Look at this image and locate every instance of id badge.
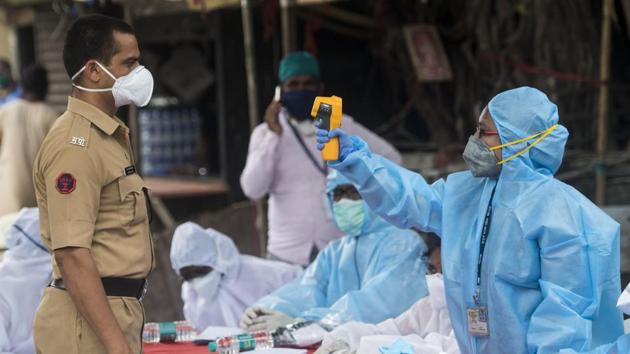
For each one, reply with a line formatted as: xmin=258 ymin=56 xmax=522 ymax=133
xmin=467 ymin=307 xmax=489 ymax=336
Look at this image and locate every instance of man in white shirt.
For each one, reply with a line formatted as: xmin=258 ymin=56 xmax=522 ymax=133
xmin=240 ymin=51 xmax=401 ymax=265
xmin=0 ymin=65 xmax=57 ymax=216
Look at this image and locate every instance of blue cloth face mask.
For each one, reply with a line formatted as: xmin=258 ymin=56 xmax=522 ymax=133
xmin=282 ymin=89 xmax=319 ymax=121
xmin=332 ymin=199 xmax=365 ymax=236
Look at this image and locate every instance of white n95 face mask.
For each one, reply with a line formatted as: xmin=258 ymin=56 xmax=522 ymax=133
xmin=72 ymin=61 xmax=154 ymax=108
xmin=189 ymin=271 xmax=222 ymax=301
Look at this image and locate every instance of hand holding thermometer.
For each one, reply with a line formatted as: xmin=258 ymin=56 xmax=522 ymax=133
xmin=311 ymin=95 xmax=343 ymax=161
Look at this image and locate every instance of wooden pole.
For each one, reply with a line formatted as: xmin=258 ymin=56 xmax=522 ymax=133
xmin=280 ymin=0 xmax=295 ymax=55
xmin=241 ymin=0 xmax=267 ymax=256
xmin=123 ymin=5 xmax=140 ymax=166
xmin=241 ymin=0 xmax=260 ymax=132
xmin=596 ymin=0 xmax=613 ymax=206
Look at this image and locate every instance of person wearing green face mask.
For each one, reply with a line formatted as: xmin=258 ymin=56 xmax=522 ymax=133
xmin=0 ymin=59 xmax=22 ymax=108
xmin=0 ymin=65 xmax=57 ymax=217
xmin=240 ymin=170 xmax=428 ymax=333
xmin=330 ymin=183 xmax=365 ymax=236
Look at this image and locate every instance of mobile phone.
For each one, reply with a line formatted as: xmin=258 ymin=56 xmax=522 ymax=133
xmin=274 ymin=85 xmax=281 ymax=102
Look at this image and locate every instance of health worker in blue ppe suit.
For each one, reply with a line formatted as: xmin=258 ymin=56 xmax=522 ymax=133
xmin=315 ymin=86 xmax=624 ymax=354
xmin=240 ymin=170 xmax=428 ymax=332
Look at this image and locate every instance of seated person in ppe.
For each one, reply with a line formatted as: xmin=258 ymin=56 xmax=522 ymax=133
xmin=315 ymin=235 xmax=459 ymax=354
xmin=240 ymin=170 xmax=428 ymax=333
xmin=0 ymin=208 xmax=52 ymax=354
xmin=315 ymin=87 xmax=624 ymax=353
xmin=558 ymin=282 xmax=630 ymax=354
xmin=170 ymin=223 xmax=303 ymax=330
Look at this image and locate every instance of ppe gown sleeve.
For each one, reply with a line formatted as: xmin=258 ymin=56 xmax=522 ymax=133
xmin=526 ymin=208 xmax=622 ymax=354
xmin=253 ymin=244 xmax=333 ymax=317
xmin=301 ymin=230 xmax=428 ymax=324
xmin=343 ymin=117 xmax=402 ymax=164
xmin=240 ymin=123 xmax=281 ymax=200
xmin=329 ymin=137 xmax=444 ymax=235
xmin=558 ymin=335 xmax=630 ymax=354
xmin=322 ymin=298 xmax=430 ymax=349
xmin=0 ymin=295 xmax=13 ymax=354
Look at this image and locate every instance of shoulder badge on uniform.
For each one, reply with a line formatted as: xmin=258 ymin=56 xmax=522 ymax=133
xmin=70 ymin=136 xmax=87 ymax=147
xmin=123 ymin=165 xmax=136 ymax=176
xmin=56 ymin=173 xmax=77 ymax=194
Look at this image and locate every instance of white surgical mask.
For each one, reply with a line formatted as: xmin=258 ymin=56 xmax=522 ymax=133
xmin=189 ymin=271 xmax=222 ymax=301
xmin=72 ymin=61 xmax=154 ymax=107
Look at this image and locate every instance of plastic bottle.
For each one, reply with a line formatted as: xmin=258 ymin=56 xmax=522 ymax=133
xmin=208 ymin=331 xmax=274 ymax=353
xmin=142 ymin=321 xmax=195 ymax=344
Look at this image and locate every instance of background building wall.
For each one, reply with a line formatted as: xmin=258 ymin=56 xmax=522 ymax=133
xmin=0 ymin=9 xmax=14 ymax=68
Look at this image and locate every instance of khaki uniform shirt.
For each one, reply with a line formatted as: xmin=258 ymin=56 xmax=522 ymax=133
xmin=0 ymin=99 xmax=57 ymax=216
xmin=33 ymin=97 xmax=153 ymax=279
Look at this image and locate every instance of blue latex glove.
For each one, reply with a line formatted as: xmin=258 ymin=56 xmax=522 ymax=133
xmin=379 ymin=338 xmax=414 ymax=354
xmin=315 ymin=127 xmax=356 ymax=162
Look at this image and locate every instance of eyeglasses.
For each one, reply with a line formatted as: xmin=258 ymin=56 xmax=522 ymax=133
xmin=476 ymin=125 xmax=499 ymax=137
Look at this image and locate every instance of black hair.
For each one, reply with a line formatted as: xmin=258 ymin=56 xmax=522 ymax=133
xmin=419 ymin=231 xmax=441 ymax=274
xmin=21 ymin=65 xmax=48 ymax=101
xmin=421 ymin=232 xmax=441 ymax=257
xmin=62 ymin=14 xmax=135 ymax=81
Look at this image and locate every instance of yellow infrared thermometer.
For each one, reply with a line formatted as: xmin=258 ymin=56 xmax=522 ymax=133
xmin=311 ymin=95 xmax=343 ymax=161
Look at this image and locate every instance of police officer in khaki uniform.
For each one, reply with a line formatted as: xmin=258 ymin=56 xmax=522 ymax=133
xmin=32 ymin=15 xmax=154 ymax=354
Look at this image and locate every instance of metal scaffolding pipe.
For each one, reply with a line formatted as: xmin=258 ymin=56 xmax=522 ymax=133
xmin=595 ymin=0 xmax=613 ymax=206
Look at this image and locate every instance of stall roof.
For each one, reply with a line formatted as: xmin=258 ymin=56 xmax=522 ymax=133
xmin=110 ymin=0 xmax=345 ymax=15
xmin=111 ymin=0 xmax=240 ymax=17
xmin=3 ymin=0 xmax=50 ymax=6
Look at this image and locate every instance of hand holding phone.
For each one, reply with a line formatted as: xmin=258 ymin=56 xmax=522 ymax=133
xmin=265 ymin=86 xmax=283 ymax=134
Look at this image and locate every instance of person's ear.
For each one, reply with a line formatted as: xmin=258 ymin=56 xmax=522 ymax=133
xmin=83 ymin=60 xmax=103 ymax=84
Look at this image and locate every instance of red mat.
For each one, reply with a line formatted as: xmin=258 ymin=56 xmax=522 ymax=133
xmin=145 ymin=342 xmax=207 ymax=354
xmin=144 ymin=343 xmax=316 ymax=354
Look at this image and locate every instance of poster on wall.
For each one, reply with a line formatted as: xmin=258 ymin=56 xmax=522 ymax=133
xmin=403 ymin=24 xmax=453 ymax=82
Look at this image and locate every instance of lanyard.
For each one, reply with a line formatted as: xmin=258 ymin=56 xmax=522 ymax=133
xmin=287 ymin=120 xmax=327 ymax=176
xmin=473 ymin=185 xmax=497 ymax=305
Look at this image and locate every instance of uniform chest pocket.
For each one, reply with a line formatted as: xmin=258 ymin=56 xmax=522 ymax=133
xmin=118 ymin=174 xmax=149 ymax=226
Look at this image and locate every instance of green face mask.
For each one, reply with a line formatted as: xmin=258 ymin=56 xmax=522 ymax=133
xmin=0 ymin=75 xmax=10 ymax=89
xmin=332 ymin=199 xmax=365 ymax=236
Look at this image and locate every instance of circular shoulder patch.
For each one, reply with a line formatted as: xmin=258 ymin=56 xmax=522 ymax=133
xmin=55 ymin=173 xmax=77 ymax=194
